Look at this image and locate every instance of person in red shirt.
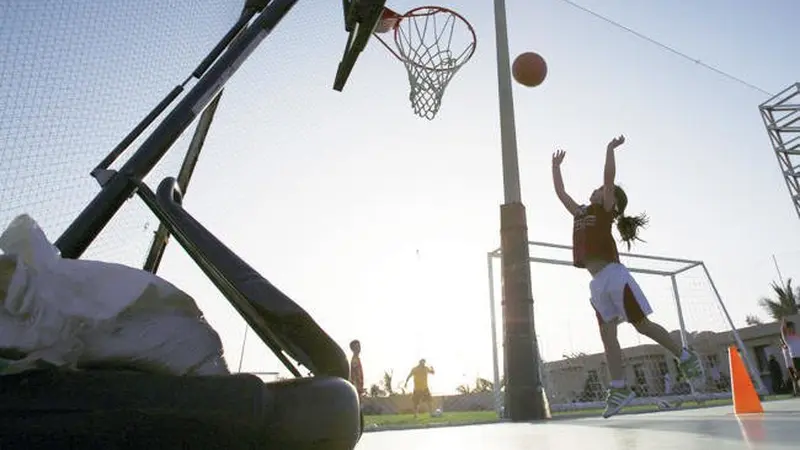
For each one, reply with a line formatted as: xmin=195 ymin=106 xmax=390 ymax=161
xmin=551 ymin=135 xmax=705 ymax=419
xmin=349 ymin=340 xmax=364 ymax=396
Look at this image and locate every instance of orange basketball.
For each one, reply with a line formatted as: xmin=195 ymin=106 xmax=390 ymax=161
xmin=512 ymin=52 xmax=547 ymax=87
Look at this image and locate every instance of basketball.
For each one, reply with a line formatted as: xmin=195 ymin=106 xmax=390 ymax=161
xmin=512 ymin=52 xmax=547 ymax=87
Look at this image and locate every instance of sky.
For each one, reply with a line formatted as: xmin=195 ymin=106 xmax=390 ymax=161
xmin=1 ymin=0 xmax=800 ymax=395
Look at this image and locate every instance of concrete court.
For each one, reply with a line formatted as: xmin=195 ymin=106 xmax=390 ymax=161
xmin=358 ymin=398 xmax=800 ymax=450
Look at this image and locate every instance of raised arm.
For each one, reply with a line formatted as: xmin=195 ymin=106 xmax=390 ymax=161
xmin=603 ymin=135 xmax=625 ymax=211
xmin=552 ymin=150 xmax=581 ymax=216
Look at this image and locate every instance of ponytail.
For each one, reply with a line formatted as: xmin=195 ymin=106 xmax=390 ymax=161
xmin=612 ymin=185 xmax=648 ymax=250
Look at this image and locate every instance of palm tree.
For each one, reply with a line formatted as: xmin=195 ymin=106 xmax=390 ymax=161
xmin=473 ymin=377 xmax=493 ymax=393
xmin=381 ymin=370 xmax=395 ymax=396
xmin=758 ymin=279 xmax=800 ymax=320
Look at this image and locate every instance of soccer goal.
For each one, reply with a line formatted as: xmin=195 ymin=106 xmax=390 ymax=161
xmin=486 ymin=241 xmax=766 ymax=415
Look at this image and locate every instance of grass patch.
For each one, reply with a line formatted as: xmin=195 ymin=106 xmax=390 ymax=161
xmin=364 ymin=410 xmax=497 ymax=430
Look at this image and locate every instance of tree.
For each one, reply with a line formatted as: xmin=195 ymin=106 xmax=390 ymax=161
xmin=381 ymin=370 xmax=395 ymax=396
xmin=758 ymin=279 xmax=800 ymax=320
xmin=745 ymin=314 xmax=764 ymax=326
xmin=579 ymin=370 xmax=603 ymax=402
xmin=456 ymin=384 xmax=472 ymax=395
xmin=473 ymin=377 xmax=493 ymax=393
xmin=368 ymin=383 xmax=385 ymax=397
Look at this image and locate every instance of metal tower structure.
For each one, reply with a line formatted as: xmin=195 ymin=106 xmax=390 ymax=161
xmin=760 ymin=83 xmax=800 ymax=219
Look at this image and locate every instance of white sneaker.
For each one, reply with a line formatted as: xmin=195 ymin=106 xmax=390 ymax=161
xmin=602 ymin=386 xmax=636 ymax=419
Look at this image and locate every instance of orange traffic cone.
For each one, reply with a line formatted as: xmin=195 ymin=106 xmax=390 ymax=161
xmin=728 ymin=345 xmax=763 ymax=415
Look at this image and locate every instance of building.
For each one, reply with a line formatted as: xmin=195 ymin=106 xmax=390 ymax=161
xmin=541 ymin=315 xmax=799 ymax=405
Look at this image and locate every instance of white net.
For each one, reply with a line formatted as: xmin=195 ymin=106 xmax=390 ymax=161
xmin=489 ymin=243 xmax=764 ymax=415
xmin=0 ymin=0 xmax=239 ymax=266
xmin=382 ymin=7 xmax=476 ymax=120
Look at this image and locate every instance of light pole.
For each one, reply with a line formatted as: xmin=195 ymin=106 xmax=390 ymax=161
xmin=493 ymin=0 xmax=550 ymax=421
xmin=771 ymin=254 xmax=785 ymax=286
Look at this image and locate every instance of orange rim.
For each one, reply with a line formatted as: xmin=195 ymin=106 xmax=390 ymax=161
xmin=373 ymin=5 xmax=477 ymax=72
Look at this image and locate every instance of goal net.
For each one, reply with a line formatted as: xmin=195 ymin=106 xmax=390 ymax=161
xmin=487 ymin=241 xmax=765 ymax=415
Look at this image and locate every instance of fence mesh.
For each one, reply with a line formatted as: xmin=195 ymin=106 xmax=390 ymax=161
xmin=0 ymin=0 xmax=241 ymax=265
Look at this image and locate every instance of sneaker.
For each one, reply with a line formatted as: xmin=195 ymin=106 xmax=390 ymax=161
xmin=678 ymin=350 xmax=706 ymax=390
xmin=602 ymin=386 xmax=636 ymax=419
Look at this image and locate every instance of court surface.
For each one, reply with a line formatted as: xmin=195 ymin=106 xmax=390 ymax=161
xmin=358 ymin=398 xmax=800 ymax=449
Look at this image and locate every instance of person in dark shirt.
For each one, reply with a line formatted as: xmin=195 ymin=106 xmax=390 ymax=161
xmin=349 ymin=340 xmax=364 ymax=396
xmin=768 ymin=354 xmax=784 ymax=394
xmin=551 ymin=135 xmax=705 ymax=419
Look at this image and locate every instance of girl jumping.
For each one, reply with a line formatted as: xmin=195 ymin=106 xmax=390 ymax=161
xmin=551 ymin=135 xmax=705 ymax=418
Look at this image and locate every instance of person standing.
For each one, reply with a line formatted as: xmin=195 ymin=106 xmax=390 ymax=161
xmin=349 ymin=340 xmax=364 ymax=396
xmin=404 ymin=359 xmax=435 ymax=417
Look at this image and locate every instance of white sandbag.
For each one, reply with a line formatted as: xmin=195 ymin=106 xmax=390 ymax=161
xmin=0 ymin=214 xmax=202 ymax=322
xmin=0 ymin=214 xmax=230 ymax=376
xmin=79 ymin=311 xmax=229 ymax=375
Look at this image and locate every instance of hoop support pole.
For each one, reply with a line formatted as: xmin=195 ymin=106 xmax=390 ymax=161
xmin=500 ymin=203 xmax=551 ymax=421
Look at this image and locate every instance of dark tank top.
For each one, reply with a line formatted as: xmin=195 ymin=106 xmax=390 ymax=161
xmin=572 ymin=203 xmax=619 ymax=268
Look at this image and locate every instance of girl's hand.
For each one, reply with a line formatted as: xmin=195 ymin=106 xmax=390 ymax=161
xmin=552 ymin=149 xmax=566 ymax=167
xmin=607 ymin=135 xmax=625 ymax=151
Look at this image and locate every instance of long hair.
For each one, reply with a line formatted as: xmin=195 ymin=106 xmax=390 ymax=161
xmin=611 ymin=185 xmax=648 ymax=250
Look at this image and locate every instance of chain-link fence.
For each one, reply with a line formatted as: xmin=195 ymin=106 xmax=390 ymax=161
xmin=0 ymin=0 xmax=241 ymax=266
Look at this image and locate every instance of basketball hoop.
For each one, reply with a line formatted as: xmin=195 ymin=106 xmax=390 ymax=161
xmin=373 ymin=6 xmax=476 ymax=120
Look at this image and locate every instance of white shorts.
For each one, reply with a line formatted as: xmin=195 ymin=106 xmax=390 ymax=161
xmin=589 ymin=263 xmax=653 ymax=324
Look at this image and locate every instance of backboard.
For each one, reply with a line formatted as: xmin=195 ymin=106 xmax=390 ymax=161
xmin=333 ymin=0 xmax=386 ymax=91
